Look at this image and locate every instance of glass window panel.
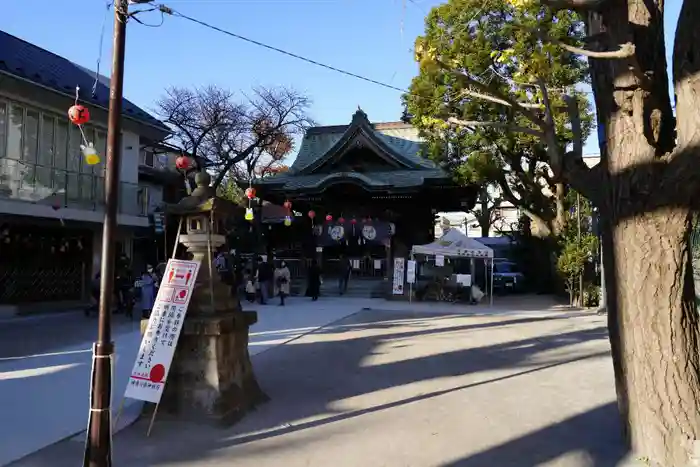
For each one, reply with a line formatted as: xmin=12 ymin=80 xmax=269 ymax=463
xmin=66 ymin=172 xmax=79 ymax=202
xmin=68 ymin=125 xmax=81 ymax=172
xmin=53 ymin=169 xmax=67 ymax=197
xmin=54 ymin=121 xmax=68 ymax=170
xmin=39 ymin=115 xmax=54 ymax=168
xmin=23 ymin=109 xmax=39 ymax=164
xmin=94 ymin=130 xmax=106 ymax=174
xmin=81 ymin=127 xmax=94 ymax=174
xmin=95 ymin=176 xmax=105 ymax=205
xmin=34 ymin=165 xmax=52 ymax=193
xmin=137 ymin=186 xmax=149 ymax=215
xmin=20 ymin=163 xmax=35 ymax=191
xmin=80 ymin=174 xmax=93 ymax=201
xmin=7 ymin=104 xmax=23 ymax=160
xmin=0 ymin=101 xmax=6 ymax=159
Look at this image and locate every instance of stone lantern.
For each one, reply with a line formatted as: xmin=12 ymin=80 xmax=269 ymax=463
xmin=153 ymin=171 xmax=267 ymax=424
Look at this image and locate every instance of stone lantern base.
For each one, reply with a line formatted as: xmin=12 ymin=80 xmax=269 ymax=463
xmin=140 ymin=311 xmax=268 ymax=425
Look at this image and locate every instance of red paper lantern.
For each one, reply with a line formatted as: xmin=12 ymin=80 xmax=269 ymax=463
xmin=175 ymin=156 xmax=190 ymax=170
xmin=68 ymin=105 xmax=90 ymax=125
xmin=338 ymin=217 xmax=345 ymax=224
xmin=283 ymin=200 xmax=292 ymax=210
xmin=308 ymin=210 xmax=316 ymax=219
xmin=325 ymin=214 xmax=333 ymax=222
xmin=245 ymin=187 xmax=256 ymax=199
xmin=350 ymin=218 xmax=357 ymax=224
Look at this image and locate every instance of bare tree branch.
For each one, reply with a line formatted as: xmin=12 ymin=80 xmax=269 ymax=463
xmin=431 ymin=58 xmax=546 ymax=127
xmin=157 ymin=85 xmax=314 ymax=191
xmin=448 ymin=117 xmax=544 ymax=137
xmin=540 ymin=32 xmax=635 ymax=59
xmin=459 ymin=89 xmax=544 ymax=109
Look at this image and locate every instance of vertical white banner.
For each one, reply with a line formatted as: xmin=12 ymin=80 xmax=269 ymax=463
xmin=406 ymin=260 xmax=417 ymax=284
xmin=124 ymin=259 xmax=201 ymax=404
xmin=393 ymin=257 xmax=405 ymax=295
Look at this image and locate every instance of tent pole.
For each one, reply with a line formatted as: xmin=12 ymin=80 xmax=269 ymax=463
xmin=490 ymin=258 xmax=494 ymax=306
xmin=409 ymin=253 xmax=413 ymax=303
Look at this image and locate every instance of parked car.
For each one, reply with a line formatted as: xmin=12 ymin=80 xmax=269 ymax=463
xmin=492 ymin=261 xmax=526 ymax=293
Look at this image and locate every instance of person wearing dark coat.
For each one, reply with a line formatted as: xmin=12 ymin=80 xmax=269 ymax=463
xmin=257 ymin=257 xmax=273 ymax=304
xmin=306 ymin=259 xmax=322 ymax=301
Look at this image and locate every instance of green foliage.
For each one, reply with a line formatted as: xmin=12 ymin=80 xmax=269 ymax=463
xmin=404 ymin=0 xmax=593 ymax=234
xmin=217 ymin=178 xmax=244 ymax=205
xmin=556 ymin=190 xmax=598 ymax=305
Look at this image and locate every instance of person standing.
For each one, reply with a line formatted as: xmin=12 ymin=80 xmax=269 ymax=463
xmin=243 ymin=268 xmax=256 ymax=302
xmin=338 ymin=254 xmax=351 ymax=295
xmin=257 ymin=256 xmax=273 ymax=305
xmin=307 ymin=258 xmax=322 ymax=301
xmin=115 ymin=253 xmax=133 ymax=314
xmin=274 ymin=261 xmax=291 ymax=306
xmin=139 ymin=264 xmax=159 ymax=319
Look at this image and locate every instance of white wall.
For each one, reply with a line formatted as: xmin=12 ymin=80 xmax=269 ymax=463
xmin=120 ymin=131 xmax=140 ymax=184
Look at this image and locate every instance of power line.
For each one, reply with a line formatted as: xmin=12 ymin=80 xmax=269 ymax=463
xmin=142 ymin=3 xmax=593 ymax=109
xmin=167 ymin=8 xmax=407 ymax=93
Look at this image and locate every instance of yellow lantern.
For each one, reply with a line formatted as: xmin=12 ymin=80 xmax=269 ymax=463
xmin=81 ymin=143 xmax=100 ymax=166
xmin=245 ymin=208 xmax=254 ymax=221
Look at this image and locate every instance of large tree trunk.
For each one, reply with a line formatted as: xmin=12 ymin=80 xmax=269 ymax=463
xmin=584 ymin=0 xmax=700 ymax=464
xmin=606 ymin=210 xmax=700 ymax=465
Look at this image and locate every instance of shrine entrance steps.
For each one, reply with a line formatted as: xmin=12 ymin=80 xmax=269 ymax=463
xmin=291 ymin=277 xmax=385 ymax=298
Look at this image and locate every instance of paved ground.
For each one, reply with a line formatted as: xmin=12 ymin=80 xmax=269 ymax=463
xmin=0 ymin=310 xmax=137 ymax=359
xmin=11 ymin=299 xmax=632 ymax=467
xmin=0 ymin=296 xmax=375 ymax=466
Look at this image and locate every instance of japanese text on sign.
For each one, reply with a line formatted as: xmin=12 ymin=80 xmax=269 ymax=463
xmin=124 ymin=259 xmax=200 ymax=404
xmin=392 ymin=257 xmax=405 ymax=295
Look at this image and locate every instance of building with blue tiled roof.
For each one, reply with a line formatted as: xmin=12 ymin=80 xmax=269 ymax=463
xmin=0 ymin=30 xmax=183 ymax=311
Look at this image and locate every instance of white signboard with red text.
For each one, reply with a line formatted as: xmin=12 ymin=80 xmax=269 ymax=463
xmin=124 ymin=259 xmax=200 ymax=404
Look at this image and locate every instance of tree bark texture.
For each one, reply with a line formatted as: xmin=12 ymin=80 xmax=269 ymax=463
xmin=582 ymin=0 xmax=700 ymax=464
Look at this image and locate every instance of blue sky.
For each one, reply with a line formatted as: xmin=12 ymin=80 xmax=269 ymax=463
xmin=0 ymin=0 xmax=683 ymax=161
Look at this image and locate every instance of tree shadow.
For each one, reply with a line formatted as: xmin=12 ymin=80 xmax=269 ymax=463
xmin=441 ymin=402 xmax=626 ymax=467
xmin=11 ymin=308 xmax=622 ymax=467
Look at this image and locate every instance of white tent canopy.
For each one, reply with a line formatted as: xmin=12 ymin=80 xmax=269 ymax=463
xmin=412 ymin=229 xmax=494 ymax=258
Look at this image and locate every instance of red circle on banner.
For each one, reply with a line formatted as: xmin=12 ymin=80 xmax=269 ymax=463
xmin=150 ymin=364 xmax=166 ymax=383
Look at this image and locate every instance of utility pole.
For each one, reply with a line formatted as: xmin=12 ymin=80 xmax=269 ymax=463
xmin=576 ymin=192 xmax=583 ymax=307
xmin=83 ymin=1 xmax=128 ymax=466
xmin=598 ymin=236 xmax=606 ymax=313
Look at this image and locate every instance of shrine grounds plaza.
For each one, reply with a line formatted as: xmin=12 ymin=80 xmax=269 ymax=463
xmin=11 ymin=296 xmax=637 ymax=467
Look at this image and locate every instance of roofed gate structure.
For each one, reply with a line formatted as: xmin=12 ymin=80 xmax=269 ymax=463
xmin=253 ymin=109 xmax=478 ymax=297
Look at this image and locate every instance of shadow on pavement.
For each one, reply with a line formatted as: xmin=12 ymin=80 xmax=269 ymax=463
xmin=11 ymin=308 xmax=626 ymax=467
xmin=441 ymin=402 xmax=626 ymax=467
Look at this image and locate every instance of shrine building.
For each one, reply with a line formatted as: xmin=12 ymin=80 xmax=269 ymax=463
xmin=252 ymin=108 xmax=478 ymax=296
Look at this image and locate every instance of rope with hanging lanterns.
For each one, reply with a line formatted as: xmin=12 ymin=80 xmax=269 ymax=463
xmin=67 ymin=86 xmax=100 ymax=166
xmin=244 ymin=186 xmax=256 ymax=221
xmin=283 ymin=199 xmax=293 ymax=227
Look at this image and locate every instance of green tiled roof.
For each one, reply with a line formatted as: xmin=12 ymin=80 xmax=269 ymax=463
xmin=289 ymin=110 xmax=437 ymax=172
xmin=257 ymin=109 xmax=449 ymax=191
